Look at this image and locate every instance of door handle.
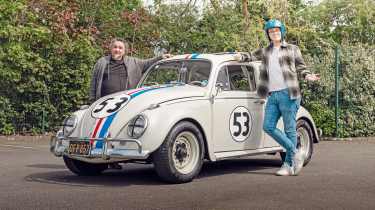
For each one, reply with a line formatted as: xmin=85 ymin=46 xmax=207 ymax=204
xmin=254 ymin=99 xmax=265 ymax=104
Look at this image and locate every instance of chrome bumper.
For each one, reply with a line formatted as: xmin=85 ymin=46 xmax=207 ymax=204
xmin=50 ymin=132 xmax=150 ymax=163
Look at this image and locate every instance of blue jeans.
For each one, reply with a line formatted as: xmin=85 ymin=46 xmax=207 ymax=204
xmin=263 ymin=89 xmax=301 ymax=166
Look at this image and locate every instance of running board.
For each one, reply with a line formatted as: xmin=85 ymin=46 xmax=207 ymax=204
xmin=214 ymin=147 xmax=284 ymax=161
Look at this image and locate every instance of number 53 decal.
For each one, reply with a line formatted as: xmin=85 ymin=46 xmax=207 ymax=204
xmin=91 ymin=94 xmax=131 ymax=118
xmin=229 ymin=106 xmax=253 ymax=142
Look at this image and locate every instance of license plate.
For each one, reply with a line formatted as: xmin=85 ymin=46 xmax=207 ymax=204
xmin=68 ymin=141 xmax=91 ymax=155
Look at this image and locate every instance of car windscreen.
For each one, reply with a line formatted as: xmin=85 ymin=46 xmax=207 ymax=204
xmin=140 ymin=60 xmax=211 ymax=87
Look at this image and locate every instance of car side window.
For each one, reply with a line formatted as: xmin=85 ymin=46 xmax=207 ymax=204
xmin=243 ymin=66 xmax=256 ymax=91
xmin=227 ymin=65 xmax=250 ymax=91
xmin=216 ymin=67 xmax=230 ymax=90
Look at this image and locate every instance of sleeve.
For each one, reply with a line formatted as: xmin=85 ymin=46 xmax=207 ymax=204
xmin=294 ymin=46 xmax=311 ymax=79
xmin=240 ymin=48 xmax=263 ymax=62
xmin=136 ymin=56 xmax=163 ymax=74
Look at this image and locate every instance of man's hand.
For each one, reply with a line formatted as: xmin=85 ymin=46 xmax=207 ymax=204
xmin=233 ymin=53 xmax=242 ymax=61
xmin=305 ymin=73 xmax=320 ymax=82
xmin=233 ymin=52 xmax=250 ymax=62
xmin=162 ymin=54 xmax=173 ymax=59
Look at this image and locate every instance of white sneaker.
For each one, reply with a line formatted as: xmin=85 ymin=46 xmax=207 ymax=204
xmin=293 ymin=150 xmax=305 ymax=176
xmin=276 ymin=163 xmax=294 ymax=176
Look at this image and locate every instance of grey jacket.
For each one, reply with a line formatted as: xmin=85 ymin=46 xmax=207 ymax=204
xmin=89 ymin=55 xmax=162 ymax=103
xmin=242 ymin=41 xmax=311 ymax=99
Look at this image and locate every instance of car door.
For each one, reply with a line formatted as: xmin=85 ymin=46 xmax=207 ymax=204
xmin=212 ymin=63 xmax=265 ymax=153
xmin=250 ymin=62 xmax=282 ymax=148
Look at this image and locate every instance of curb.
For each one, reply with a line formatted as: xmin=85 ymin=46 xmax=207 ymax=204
xmin=321 ymin=137 xmax=375 ymax=141
xmin=0 ymin=134 xmax=53 ymax=142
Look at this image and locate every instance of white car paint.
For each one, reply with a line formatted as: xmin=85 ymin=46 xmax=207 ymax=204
xmin=51 ymin=53 xmax=319 ymax=163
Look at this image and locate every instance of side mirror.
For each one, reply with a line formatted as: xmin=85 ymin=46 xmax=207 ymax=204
xmin=214 ymin=83 xmax=225 ymax=97
xmin=216 ymin=82 xmax=224 ymax=91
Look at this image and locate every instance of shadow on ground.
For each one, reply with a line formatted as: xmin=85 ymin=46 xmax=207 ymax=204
xmin=25 ymin=156 xmax=282 ymax=187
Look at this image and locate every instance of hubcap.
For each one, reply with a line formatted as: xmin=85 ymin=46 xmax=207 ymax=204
xmin=172 ymin=131 xmax=200 ymax=174
xmin=297 ymin=127 xmax=310 ymax=159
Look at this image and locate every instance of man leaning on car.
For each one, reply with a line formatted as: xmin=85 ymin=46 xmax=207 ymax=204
xmin=89 ymin=38 xmax=171 ymax=169
xmin=89 ymin=38 xmax=172 ymax=103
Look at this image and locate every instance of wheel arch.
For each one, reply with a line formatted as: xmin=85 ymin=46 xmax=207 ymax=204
xmin=174 ymin=118 xmax=211 ymax=161
xmin=298 ymin=116 xmax=319 ymax=143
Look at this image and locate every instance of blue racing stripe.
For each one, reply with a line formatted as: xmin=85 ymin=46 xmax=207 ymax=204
xmin=191 ymin=53 xmax=200 ymax=59
xmin=130 ymin=85 xmax=172 ymax=99
xmin=96 ymin=113 xmax=117 ymax=148
xmin=95 ymin=84 xmax=176 ymax=148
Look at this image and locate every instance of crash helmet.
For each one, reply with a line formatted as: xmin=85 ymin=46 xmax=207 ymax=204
xmin=264 ymin=19 xmax=286 ymax=41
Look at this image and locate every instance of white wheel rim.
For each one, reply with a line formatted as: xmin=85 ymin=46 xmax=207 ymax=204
xmin=172 ymin=131 xmax=200 ymax=174
xmin=297 ymin=127 xmax=311 ymax=158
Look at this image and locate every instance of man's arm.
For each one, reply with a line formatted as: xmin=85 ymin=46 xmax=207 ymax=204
xmin=236 ymin=48 xmax=263 ymax=62
xmin=294 ymin=45 xmax=311 ymax=79
xmin=137 ymin=56 xmax=163 ymax=73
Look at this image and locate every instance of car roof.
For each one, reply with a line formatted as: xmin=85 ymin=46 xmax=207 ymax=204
xmin=163 ymin=53 xmax=243 ymax=64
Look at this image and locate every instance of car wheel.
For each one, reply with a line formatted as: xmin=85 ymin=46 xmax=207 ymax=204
xmin=152 ymin=121 xmax=205 ymax=183
xmin=280 ymin=119 xmax=314 ymax=166
xmin=63 ymin=155 xmax=108 ymax=176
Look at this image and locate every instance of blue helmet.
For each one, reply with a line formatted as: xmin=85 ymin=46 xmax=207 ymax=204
xmin=264 ymin=19 xmax=286 ymax=40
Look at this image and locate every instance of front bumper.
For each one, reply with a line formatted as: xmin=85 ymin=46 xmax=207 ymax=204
xmin=50 ymin=132 xmax=150 ymax=163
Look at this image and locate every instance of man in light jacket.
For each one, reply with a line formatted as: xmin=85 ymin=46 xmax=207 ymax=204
xmin=238 ymin=19 xmax=320 ymax=176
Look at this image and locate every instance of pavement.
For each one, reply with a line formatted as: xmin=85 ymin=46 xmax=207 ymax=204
xmin=0 ymin=137 xmax=374 ymax=210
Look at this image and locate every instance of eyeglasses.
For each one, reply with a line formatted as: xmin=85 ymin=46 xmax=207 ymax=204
xmin=268 ymin=28 xmax=281 ymax=34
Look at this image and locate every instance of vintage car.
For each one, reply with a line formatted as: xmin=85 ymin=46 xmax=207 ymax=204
xmin=50 ymin=53 xmax=320 ymax=183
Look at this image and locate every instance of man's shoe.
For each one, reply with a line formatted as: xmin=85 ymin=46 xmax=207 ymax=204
xmin=293 ymin=150 xmax=305 ymax=176
xmin=276 ymin=163 xmax=294 ymax=176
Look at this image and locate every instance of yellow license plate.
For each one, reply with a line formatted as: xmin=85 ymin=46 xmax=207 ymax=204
xmin=68 ymin=141 xmax=91 ymax=155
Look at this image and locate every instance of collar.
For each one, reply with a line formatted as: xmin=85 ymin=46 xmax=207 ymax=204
xmin=269 ymin=40 xmax=288 ymax=48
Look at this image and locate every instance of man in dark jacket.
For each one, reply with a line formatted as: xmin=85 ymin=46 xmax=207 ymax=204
xmin=89 ymin=38 xmax=171 ymax=169
xmin=89 ymin=38 xmax=171 ymax=103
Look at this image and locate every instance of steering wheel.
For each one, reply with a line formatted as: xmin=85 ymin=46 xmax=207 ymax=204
xmin=188 ymin=81 xmax=205 ymax=87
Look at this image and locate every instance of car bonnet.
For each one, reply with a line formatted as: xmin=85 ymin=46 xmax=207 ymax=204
xmin=77 ymin=84 xmax=205 ymax=140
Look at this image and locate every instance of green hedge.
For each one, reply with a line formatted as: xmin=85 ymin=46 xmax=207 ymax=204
xmin=301 ymin=44 xmax=375 ymax=137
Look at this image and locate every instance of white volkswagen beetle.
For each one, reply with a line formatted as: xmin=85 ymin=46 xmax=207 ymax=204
xmin=50 ymin=53 xmax=320 ymax=183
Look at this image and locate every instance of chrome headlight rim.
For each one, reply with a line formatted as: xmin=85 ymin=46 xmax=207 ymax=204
xmin=127 ymin=114 xmax=148 ymax=139
xmin=62 ymin=115 xmax=78 ymax=137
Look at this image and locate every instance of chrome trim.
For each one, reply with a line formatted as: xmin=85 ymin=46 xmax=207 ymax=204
xmin=50 ymin=135 xmax=148 ymax=162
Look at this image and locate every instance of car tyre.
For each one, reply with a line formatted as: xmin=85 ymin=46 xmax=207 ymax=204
xmin=280 ymin=119 xmax=314 ymax=166
xmin=63 ymin=155 xmax=108 ymax=176
xmin=152 ymin=121 xmax=205 ymax=183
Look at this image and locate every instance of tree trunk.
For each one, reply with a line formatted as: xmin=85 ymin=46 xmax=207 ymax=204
xmin=242 ymin=0 xmax=250 ymax=32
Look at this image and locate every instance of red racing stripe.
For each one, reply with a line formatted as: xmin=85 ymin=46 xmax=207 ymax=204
xmin=127 ymin=87 xmax=147 ymax=95
xmin=90 ymin=118 xmax=103 ymax=144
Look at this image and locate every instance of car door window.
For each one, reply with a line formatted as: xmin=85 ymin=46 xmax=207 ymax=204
xmin=243 ymin=66 xmax=256 ymax=91
xmin=216 ymin=67 xmax=230 ymax=90
xmin=227 ymin=65 xmax=250 ymax=91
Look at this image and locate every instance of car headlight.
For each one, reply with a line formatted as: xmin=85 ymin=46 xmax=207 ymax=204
xmin=127 ymin=115 xmax=148 ymax=139
xmin=62 ymin=115 xmax=78 ymax=137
